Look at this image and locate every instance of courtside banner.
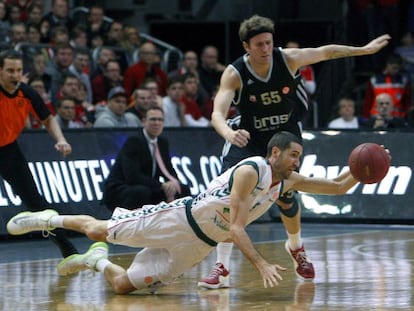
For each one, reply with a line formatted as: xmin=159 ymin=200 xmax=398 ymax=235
xmin=0 ymin=129 xmax=412 ymax=235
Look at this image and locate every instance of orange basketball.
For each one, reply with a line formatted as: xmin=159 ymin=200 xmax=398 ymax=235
xmin=348 ymin=143 xmax=390 ymax=184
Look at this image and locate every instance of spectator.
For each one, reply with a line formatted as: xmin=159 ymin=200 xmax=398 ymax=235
xmin=143 ymin=77 xmax=163 ymax=107
xmin=69 ymin=48 xmax=92 ymax=103
xmin=327 ymin=97 xmax=360 ymax=129
xmin=168 ymin=49 xmax=209 ymax=108
xmin=162 ymin=76 xmax=186 ymax=127
xmin=84 ymin=4 xmax=111 ymax=46
xmin=362 ymin=53 xmax=411 ymax=119
xmin=104 ymin=20 xmax=123 ymax=47
xmin=8 ymin=22 xmax=26 ymax=47
xmin=40 ymin=0 xmax=73 ymax=38
xmin=102 ymin=106 xmax=191 ymax=211
xmin=55 ymin=97 xmax=83 ymax=129
xmin=26 ymin=52 xmax=52 ymax=93
xmin=45 ymin=42 xmax=73 ymax=105
xmin=39 ymin=17 xmax=50 ymax=43
xmin=90 ymin=32 xmax=104 ymax=49
xmin=49 ymin=24 xmax=69 ymax=46
xmin=181 ymin=72 xmax=210 ymax=127
xmin=69 ymin=24 xmax=89 ymax=49
xmin=363 ymin=92 xmax=408 ymax=129
xmin=26 ymin=2 xmax=43 ymax=25
xmin=198 ymin=45 xmax=225 ymax=98
xmin=90 ymin=46 xmax=115 ymax=79
xmin=0 ymin=1 xmax=10 ymax=43
xmin=394 ymin=31 xmax=414 ymax=75
xmin=8 ymin=4 xmax=22 ymax=25
xmin=73 ymin=80 xmax=94 ymax=127
xmin=125 ymin=87 xmax=152 ymax=122
xmin=94 ymin=86 xmax=141 ymax=128
xmin=6 ymin=0 xmax=31 ymax=21
xmin=26 ymin=76 xmax=54 ymax=129
xmin=168 ymin=50 xmax=199 ymax=79
xmin=91 ymin=59 xmax=123 ymax=105
xmin=28 ymin=76 xmax=53 ymax=111
xmin=120 ymin=25 xmax=140 ymax=54
xmin=26 ymin=22 xmax=41 ymax=44
xmin=56 ymin=73 xmax=89 ymax=127
xmin=56 ymin=72 xmax=78 ymax=100
xmin=123 ymin=42 xmax=168 ymax=97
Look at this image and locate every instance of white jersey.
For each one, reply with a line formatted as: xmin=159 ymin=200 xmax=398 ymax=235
xmin=106 ymin=156 xmax=283 ymax=289
xmin=192 ymin=156 xmax=283 ymax=243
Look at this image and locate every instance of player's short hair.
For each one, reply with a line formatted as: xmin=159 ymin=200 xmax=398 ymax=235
xmin=239 ymin=15 xmax=274 ymax=42
xmin=266 ymin=131 xmax=302 ymax=157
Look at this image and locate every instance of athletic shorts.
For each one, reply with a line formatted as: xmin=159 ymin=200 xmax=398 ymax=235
xmin=106 ymin=200 xmax=214 ymax=288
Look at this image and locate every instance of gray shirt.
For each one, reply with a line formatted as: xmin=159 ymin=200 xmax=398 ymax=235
xmin=162 ymin=96 xmax=183 ymax=127
xmin=94 ymin=107 xmax=142 ymax=128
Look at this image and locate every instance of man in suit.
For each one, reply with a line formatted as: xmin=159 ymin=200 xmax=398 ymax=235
xmin=102 ymin=106 xmax=191 ymax=211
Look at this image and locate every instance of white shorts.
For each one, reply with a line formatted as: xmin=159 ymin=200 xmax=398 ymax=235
xmin=106 ymin=199 xmax=214 ymax=289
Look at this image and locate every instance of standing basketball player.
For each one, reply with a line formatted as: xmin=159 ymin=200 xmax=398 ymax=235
xmin=198 ymin=15 xmax=391 ymax=288
xmin=0 ymin=49 xmax=77 ymax=257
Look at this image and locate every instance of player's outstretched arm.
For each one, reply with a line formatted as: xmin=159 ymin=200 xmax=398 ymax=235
xmin=285 ymin=34 xmax=391 ymax=73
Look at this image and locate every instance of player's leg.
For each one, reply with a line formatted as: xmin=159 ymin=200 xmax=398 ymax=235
xmin=7 ymin=209 xmax=109 ymax=241
xmin=59 ymin=242 xmax=136 ymax=294
xmin=197 ymin=241 xmax=231 ymax=289
xmin=277 ymin=190 xmax=314 ymax=280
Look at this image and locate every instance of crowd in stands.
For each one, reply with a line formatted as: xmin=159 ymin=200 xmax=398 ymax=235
xmin=0 ymin=0 xmax=219 ymax=130
xmin=1 ymin=0 xmax=414 ymax=130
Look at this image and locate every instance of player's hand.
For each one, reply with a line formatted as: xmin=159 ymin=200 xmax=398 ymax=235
xmin=227 ymin=129 xmax=250 ymax=148
xmin=364 ymin=34 xmax=391 ymax=54
xmin=55 ymin=141 xmax=72 ymax=157
xmin=259 ymin=263 xmax=287 ymax=288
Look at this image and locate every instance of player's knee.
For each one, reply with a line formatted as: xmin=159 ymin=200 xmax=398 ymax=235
xmin=112 ymin=275 xmax=137 ymax=294
xmin=277 ymin=197 xmax=300 ymax=218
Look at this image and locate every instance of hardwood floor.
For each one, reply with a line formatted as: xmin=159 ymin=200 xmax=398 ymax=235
xmin=1 ymin=223 xmax=413 ymax=310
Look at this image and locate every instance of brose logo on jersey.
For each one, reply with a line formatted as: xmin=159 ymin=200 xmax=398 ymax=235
xmin=253 ymin=114 xmax=291 ymax=129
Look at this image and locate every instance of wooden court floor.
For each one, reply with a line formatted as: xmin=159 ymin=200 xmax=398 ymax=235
xmin=0 ymin=222 xmax=413 ymax=311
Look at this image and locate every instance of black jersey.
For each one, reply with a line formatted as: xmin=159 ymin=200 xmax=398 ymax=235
xmin=228 ymin=48 xmax=308 ymax=153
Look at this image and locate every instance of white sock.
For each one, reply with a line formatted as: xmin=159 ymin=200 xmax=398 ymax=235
xmin=49 ymin=216 xmax=65 ymax=228
xmin=216 ymin=242 xmax=233 ymax=269
xmin=287 ymin=230 xmax=302 ymax=250
xmin=96 ymin=258 xmax=111 ymax=272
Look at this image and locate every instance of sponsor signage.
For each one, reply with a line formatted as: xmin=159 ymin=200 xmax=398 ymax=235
xmin=0 ymin=129 xmax=412 ymax=235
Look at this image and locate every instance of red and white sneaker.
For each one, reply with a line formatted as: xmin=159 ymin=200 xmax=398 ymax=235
xmin=197 ymin=262 xmax=230 ymax=289
xmin=285 ymin=241 xmax=315 ymax=280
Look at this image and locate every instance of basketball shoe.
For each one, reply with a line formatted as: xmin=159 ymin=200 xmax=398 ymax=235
xmin=197 ymin=262 xmax=230 ymax=289
xmin=7 ymin=209 xmax=58 ymax=236
xmin=57 ymin=242 xmax=109 ymax=276
xmin=285 ymin=241 xmax=315 ymax=280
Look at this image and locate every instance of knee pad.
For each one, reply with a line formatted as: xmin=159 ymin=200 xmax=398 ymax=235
xmin=278 ymin=192 xmax=299 ymax=218
xmin=278 ymin=189 xmax=297 ymax=204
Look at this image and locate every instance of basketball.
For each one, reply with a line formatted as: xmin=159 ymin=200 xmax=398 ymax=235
xmin=348 ymin=143 xmax=390 ymax=184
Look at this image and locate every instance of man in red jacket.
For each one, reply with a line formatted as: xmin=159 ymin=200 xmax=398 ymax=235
xmin=123 ymin=42 xmax=168 ymax=98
